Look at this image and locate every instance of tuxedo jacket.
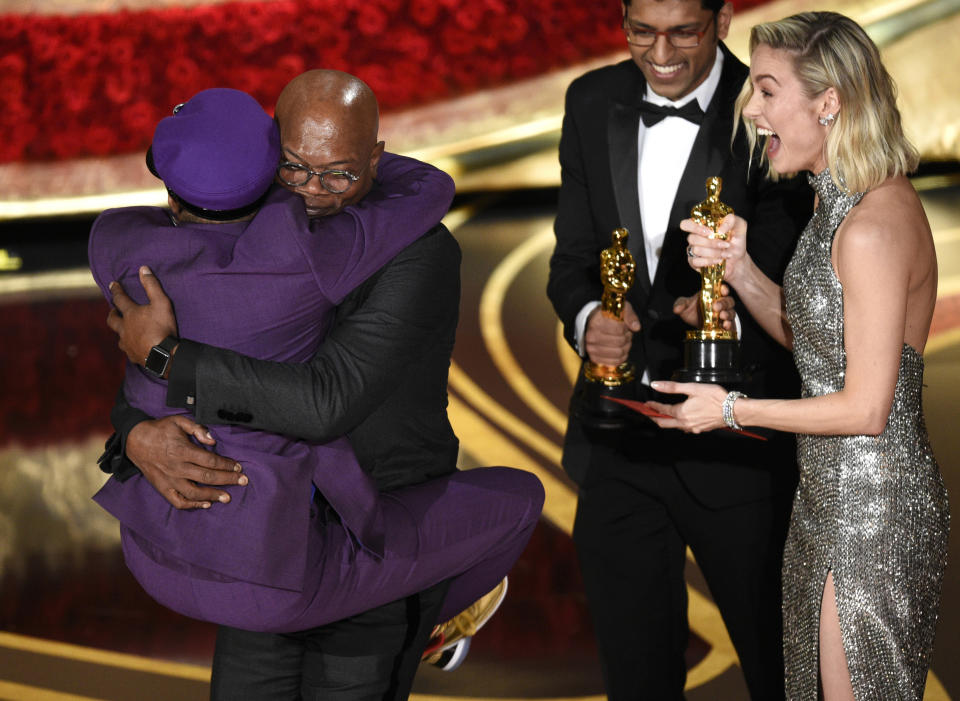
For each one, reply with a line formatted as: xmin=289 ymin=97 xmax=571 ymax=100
xmin=181 ymin=221 xmax=461 ymax=493
xmin=548 ymin=46 xmax=813 ymax=507
xmin=90 ymin=154 xmax=455 ymax=591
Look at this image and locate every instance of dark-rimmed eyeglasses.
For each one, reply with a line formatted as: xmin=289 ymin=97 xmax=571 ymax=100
xmin=276 ymin=162 xmax=363 ymax=194
xmin=622 ymin=13 xmax=715 ymax=48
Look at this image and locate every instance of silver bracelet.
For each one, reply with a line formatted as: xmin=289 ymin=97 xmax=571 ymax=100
xmin=722 ymin=391 xmax=747 ymax=430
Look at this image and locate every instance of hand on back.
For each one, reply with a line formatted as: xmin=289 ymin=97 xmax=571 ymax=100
xmin=107 ymin=266 xmax=178 ymax=366
xmin=127 ymin=416 xmax=247 ymax=510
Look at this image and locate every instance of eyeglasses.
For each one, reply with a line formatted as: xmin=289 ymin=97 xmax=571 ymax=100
xmin=622 ymin=13 xmax=715 ymax=48
xmin=276 ymin=161 xmax=364 ymax=194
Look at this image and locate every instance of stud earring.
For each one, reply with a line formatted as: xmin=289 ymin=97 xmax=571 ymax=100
xmin=818 ymin=113 xmax=835 ymax=126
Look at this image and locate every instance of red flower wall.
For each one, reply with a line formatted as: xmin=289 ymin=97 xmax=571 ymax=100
xmin=0 ymin=0 xmax=770 ymax=165
xmin=0 ymin=0 xmax=619 ymax=164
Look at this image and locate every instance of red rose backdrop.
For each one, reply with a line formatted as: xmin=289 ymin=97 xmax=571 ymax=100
xmin=0 ymin=0 xmax=769 ymax=165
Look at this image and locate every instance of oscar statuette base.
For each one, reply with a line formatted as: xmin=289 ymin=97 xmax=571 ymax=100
xmin=572 ymin=361 xmax=636 ymax=431
xmin=672 ymin=334 xmax=745 ymax=386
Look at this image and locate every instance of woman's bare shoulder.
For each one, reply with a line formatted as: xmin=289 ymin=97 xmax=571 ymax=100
xmin=842 ymin=176 xmax=929 ymax=249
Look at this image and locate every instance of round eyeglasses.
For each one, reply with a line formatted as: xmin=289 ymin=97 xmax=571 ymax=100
xmin=622 ymin=13 xmax=715 ymax=49
xmin=277 ymin=162 xmax=361 ymax=194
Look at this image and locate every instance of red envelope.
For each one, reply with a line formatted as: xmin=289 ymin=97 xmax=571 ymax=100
xmin=604 ymin=396 xmax=671 ymax=418
xmin=604 ymin=396 xmax=768 ymax=440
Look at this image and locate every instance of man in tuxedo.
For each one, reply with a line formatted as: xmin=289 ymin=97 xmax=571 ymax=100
xmin=100 ymin=70 xmax=511 ymax=700
xmin=547 ymin=0 xmax=812 ymax=697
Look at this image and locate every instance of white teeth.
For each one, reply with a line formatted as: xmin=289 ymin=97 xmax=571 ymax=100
xmin=757 ymin=127 xmax=776 ymax=136
xmin=651 ymin=63 xmax=682 ymax=74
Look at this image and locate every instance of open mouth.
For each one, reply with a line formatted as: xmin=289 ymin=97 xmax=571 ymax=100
xmin=756 ymin=126 xmax=781 ymax=158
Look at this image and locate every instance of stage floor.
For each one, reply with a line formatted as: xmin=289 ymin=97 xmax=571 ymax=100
xmin=1 ymin=179 xmax=958 ymax=700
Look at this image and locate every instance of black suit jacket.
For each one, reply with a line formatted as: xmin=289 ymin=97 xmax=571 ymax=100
xmin=548 ymin=46 xmax=812 ymax=507
xmin=106 ymin=224 xmax=461 ymax=492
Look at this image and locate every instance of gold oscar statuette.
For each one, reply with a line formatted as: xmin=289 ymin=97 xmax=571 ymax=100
xmin=672 ymin=177 xmax=745 ymax=384
xmin=572 ymin=228 xmax=639 ymax=431
xmin=583 ymin=227 xmax=637 ymax=385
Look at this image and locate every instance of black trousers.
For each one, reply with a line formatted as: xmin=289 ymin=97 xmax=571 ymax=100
xmin=572 ymin=447 xmax=792 ymax=700
xmin=209 ymin=580 xmax=449 ymax=701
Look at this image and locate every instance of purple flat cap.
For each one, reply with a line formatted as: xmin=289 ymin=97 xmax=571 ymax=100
xmin=150 ymin=88 xmax=279 ymax=213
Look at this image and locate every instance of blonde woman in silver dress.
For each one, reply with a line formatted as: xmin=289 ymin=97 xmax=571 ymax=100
xmin=646 ymin=12 xmax=949 ymax=700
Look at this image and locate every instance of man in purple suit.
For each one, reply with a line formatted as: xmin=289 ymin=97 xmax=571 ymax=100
xmin=94 ymin=80 xmax=543 ymax=700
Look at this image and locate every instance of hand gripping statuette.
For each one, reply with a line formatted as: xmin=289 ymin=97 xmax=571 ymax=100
xmin=672 ymin=177 xmax=745 ymax=384
xmin=577 ymin=228 xmax=637 ymax=429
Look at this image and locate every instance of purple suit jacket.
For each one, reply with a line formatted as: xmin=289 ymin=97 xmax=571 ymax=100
xmin=89 ymin=153 xmax=455 ymax=592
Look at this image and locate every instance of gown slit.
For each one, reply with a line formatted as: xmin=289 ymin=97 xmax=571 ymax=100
xmin=819 ymin=569 xmax=857 ymax=700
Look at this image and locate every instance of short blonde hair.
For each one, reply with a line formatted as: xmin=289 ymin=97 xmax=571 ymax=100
xmin=735 ymin=12 xmax=918 ymax=192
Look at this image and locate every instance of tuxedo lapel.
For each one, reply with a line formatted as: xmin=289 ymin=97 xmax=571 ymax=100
xmin=607 ymin=100 xmax=651 ymax=298
xmin=655 ymin=116 xmax=713 ymax=286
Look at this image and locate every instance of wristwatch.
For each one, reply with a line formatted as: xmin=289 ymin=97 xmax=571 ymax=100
xmin=144 ymin=335 xmax=179 ymax=378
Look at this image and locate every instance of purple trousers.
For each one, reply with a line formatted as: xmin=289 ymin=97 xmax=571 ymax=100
xmin=122 ymin=467 xmax=543 ymax=632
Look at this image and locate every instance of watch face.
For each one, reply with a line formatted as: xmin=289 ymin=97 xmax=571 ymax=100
xmin=144 ymin=345 xmax=170 ymax=378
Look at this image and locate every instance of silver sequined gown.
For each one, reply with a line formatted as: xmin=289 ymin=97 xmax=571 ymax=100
xmin=780 ymin=169 xmax=950 ymax=699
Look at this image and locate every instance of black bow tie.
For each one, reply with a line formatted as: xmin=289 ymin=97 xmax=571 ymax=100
xmin=639 ymin=99 xmax=704 ymax=127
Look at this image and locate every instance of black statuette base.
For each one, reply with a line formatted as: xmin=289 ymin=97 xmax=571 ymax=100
xmin=571 ymin=378 xmax=636 ymax=431
xmin=672 ymin=337 xmax=745 ymax=385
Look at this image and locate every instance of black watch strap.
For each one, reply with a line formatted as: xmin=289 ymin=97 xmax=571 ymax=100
xmin=144 ymin=335 xmax=179 ymax=378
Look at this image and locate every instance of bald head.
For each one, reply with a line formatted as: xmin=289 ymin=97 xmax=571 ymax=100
xmin=275 ymin=70 xmax=379 ymax=153
xmin=274 ymin=70 xmax=384 ymax=217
